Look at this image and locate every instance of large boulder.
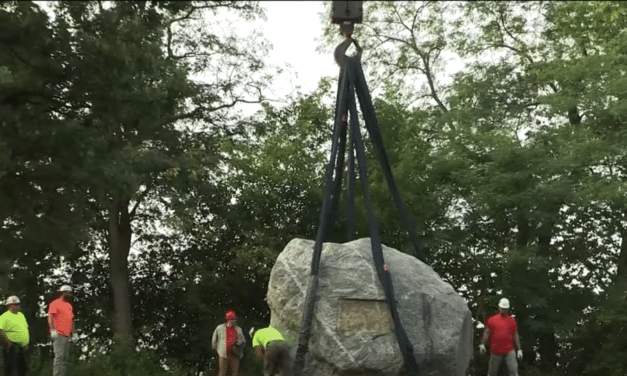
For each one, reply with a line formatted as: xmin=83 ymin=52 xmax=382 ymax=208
xmin=267 ymin=238 xmax=473 ymax=376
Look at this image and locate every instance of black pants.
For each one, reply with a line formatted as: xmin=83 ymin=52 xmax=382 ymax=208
xmin=2 ymin=343 xmax=29 ymax=376
xmin=264 ymin=341 xmax=292 ymax=376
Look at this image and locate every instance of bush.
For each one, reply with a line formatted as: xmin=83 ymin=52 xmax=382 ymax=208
xmin=22 ymin=338 xmax=265 ymax=376
xmin=71 ymin=346 xmax=176 ymax=376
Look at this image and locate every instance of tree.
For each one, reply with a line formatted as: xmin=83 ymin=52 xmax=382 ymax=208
xmin=318 ymin=1 xmax=627 ymax=373
xmin=2 ymin=0 xmax=274 ymax=349
xmin=120 ymin=81 xmax=335 ymax=373
xmin=55 ymin=0 xmax=273 ymax=346
xmin=0 ymin=1 xmax=93 ymax=295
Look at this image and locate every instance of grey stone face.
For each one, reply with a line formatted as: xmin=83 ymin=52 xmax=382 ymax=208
xmin=267 ymin=238 xmax=473 ymax=376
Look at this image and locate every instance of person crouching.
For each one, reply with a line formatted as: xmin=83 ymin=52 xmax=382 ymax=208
xmin=250 ymin=324 xmax=292 ymax=376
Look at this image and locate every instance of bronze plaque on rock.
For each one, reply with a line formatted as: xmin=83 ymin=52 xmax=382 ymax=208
xmin=338 ymin=299 xmax=394 ymax=333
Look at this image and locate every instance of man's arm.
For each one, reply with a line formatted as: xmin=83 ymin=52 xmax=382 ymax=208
xmin=0 ymin=328 xmax=10 ymax=345
xmin=254 ymin=345 xmax=264 ymax=361
xmin=47 ymin=314 xmax=54 ymax=331
xmin=211 ymin=327 xmax=218 ymax=350
xmin=481 ymin=327 xmax=490 ymax=346
xmin=236 ymin=327 xmax=245 ymax=346
xmin=514 ymin=332 xmax=521 ymax=351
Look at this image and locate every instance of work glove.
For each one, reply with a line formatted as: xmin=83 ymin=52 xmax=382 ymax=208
xmin=517 ymin=350 xmax=523 ymax=360
xmin=479 ymin=344 xmax=487 ymax=355
xmin=50 ymin=329 xmax=58 ymax=339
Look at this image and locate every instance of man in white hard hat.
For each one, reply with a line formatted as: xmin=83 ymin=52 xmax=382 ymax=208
xmin=48 ymin=285 xmax=74 ymax=376
xmin=479 ymin=298 xmax=522 ymax=376
xmin=0 ymin=296 xmax=30 ymax=376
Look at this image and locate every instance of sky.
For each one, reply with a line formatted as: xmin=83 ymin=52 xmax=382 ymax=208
xmin=37 ymin=1 xmax=339 ymax=103
xmin=252 ymin=1 xmax=468 ymax=115
xmin=249 ymin=1 xmax=341 ymax=104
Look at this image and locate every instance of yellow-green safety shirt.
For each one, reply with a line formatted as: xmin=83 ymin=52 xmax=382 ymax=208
xmin=252 ymin=326 xmax=285 ymax=349
xmin=0 ymin=310 xmax=29 ymax=347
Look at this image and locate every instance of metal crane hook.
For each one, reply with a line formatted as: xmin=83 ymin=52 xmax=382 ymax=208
xmin=330 ymin=1 xmax=364 ymax=67
xmin=334 ymin=22 xmax=363 ymax=67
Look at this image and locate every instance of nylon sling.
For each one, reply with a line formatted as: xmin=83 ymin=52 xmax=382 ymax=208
xmin=293 ymin=55 xmax=427 ymax=376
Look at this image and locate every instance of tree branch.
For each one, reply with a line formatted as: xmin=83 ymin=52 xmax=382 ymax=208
xmin=161 ymin=95 xmax=265 ymax=127
xmin=421 ymin=54 xmax=448 ymax=113
xmin=166 ymin=26 xmax=173 ymax=58
xmin=165 ymin=7 xmax=196 ymax=27
xmin=393 ymin=2 xmax=413 ymax=35
xmin=410 ymin=4 xmax=420 ymax=35
xmin=0 ymin=41 xmax=42 ymax=73
xmin=166 ymin=3 xmax=257 ymax=27
xmin=129 ymin=185 xmax=153 ymax=220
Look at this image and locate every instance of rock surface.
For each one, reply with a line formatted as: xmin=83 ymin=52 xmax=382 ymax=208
xmin=267 ymin=238 xmax=473 ymax=376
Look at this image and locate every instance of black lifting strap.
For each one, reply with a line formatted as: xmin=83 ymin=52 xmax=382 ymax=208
xmin=292 ymin=65 xmax=351 ymax=376
xmin=346 ymin=58 xmax=420 ymax=376
xmin=352 ymin=61 xmax=428 ymax=264
xmin=345 ymin=118 xmax=356 ymax=241
xmin=293 ymin=56 xmax=425 ymax=376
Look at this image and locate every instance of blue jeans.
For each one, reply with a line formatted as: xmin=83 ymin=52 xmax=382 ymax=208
xmin=2 ymin=342 xmax=29 ymax=376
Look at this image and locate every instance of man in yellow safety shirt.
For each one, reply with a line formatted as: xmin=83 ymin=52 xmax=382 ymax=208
xmin=250 ymin=324 xmax=292 ymax=376
xmin=0 ymin=295 xmax=30 ymax=376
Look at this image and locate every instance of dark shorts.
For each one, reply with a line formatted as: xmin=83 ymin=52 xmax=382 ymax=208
xmin=3 ymin=342 xmax=29 ymax=376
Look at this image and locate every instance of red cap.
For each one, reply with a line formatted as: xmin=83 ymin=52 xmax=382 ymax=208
xmin=225 ymin=310 xmax=237 ymax=320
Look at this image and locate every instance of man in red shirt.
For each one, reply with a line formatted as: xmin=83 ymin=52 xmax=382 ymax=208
xmin=211 ymin=310 xmax=245 ymax=376
xmin=479 ymin=298 xmax=522 ymax=376
xmin=48 ymin=285 xmax=74 ymax=376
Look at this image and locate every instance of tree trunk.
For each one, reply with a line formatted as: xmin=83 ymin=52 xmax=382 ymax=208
xmin=568 ymin=105 xmax=582 ymax=125
xmin=535 ymin=211 xmax=558 ymax=372
xmin=108 ymin=198 xmax=134 ymax=345
xmin=514 ymin=211 xmax=534 ymax=366
xmin=614 ymin=226 xmax=627 ymax=282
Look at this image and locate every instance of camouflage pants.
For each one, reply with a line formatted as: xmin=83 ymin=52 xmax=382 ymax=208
xmin=264 ymin=341 xmax=292 ymax=376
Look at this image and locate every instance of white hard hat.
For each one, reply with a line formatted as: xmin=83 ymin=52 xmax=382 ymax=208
xmin=6 ymin=296 xmax=20 ymax=305
xmin=59 ymin=285 xmax=72 ymax=292
xmin=498 ymin=298 xmax=510 ymax=309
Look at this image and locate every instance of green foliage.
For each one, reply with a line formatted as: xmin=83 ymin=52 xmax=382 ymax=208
xmin=26 ymin=344 xmax=184 ymax=376
xmin=1 ymin=0 xmax=275 ymax=370
xmin=318 ymin=1 xmax=627 ymax=374
xmin=72 ymin=347 xmax=174 ymax=376
xmin=3 ymin=1 xmax=627 ymax=375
